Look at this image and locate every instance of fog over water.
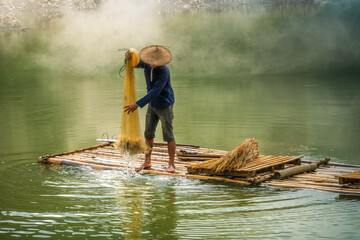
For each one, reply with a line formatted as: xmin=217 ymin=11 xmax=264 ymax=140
xmin=2 ymin=0 xmax=360 ymax=75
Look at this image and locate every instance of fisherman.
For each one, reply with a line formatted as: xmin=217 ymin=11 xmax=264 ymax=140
xmin=124 ymin=45 xmax=176 ymax=173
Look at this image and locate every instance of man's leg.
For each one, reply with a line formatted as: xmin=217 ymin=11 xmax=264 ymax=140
xmin=135 ymin=138 xmax=153 ymax=172
xmin=166 ymin=140 xmax=176 ymax=173
xmin=144 ymin=138 xmax=154 ymax=167
xmin=136 ymin=105 xmax=158 ymax=172
xmin=157 ymin=105 xmax=175 ymax=173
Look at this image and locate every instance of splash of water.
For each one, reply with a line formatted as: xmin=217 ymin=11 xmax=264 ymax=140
xmin=122 ymin=152 xmax=139 ymax=174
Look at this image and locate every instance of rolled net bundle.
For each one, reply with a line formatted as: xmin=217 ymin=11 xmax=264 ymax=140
xmin=114 ymin=48 xmax=147 ymax=155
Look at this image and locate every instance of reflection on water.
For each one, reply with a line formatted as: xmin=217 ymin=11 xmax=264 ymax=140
xmin=1 ymin=0 xmax=360 ymax=239
xmin=1 ymin=167 xmax=360 ymax=239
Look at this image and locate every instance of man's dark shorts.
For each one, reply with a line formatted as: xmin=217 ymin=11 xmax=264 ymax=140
xmin=144 ymin=104 xmax=175 ymax=142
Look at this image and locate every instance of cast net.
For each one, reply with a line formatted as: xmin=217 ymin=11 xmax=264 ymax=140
xmin=114 ymin=48 xmax=147 ymax=155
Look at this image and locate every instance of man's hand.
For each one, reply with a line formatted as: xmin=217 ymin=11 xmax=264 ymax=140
xmin=125 ymin=51 xmax=131 ymax=60
xmin=124 ymin=103 xmax=138 ymax=114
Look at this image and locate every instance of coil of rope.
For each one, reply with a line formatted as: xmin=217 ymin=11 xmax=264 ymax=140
xmin=118 ymin=48 xmax=129 ymax=78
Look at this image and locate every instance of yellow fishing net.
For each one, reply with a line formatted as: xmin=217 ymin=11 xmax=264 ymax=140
xmin=114 ymin=48 xmax=147 ymax=155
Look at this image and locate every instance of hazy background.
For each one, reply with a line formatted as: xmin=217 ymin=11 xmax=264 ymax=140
xmin=27 ymin=0 xmax=360 ymax=75
xmin=3 ymin=0 xmax=359 ymax=74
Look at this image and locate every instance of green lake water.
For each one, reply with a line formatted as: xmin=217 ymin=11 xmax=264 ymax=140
xmin=1 ymin=0 xmax=360 ymax=239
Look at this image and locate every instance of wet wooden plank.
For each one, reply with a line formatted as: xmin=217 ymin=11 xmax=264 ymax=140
xmin=50 ymin=156 xmax=189 ymax=174
xmin=243 ymin=156 xmax=302 ymax=170
xmin=267 ymin=181 xmax=360 ymax=195
xmin=177 ymin=156 xmax=218 ymax=161
xmin=186 ymin=166 xmax=257 ymax=178
xmin=338 ymin=171 xmax=360 ymax=184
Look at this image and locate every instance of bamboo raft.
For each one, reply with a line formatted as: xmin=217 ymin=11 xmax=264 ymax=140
xmin=38 ymin=142 xmax=360 ymax=196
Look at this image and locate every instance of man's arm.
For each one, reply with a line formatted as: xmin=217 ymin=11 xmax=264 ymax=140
xmin=136 ymin=69 xmax=169 ymax=108
xmin=135 ymin=59 xmax=149 ymax=69
xmin=124 ymin=70 xmax=167 ymax=114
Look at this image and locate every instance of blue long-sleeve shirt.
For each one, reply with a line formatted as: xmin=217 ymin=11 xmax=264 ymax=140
xmin=135 ymin=59 xmax=175 ymax=108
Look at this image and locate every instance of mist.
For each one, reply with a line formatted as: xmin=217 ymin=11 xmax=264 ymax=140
xmin=36 ymin=0 xmax=163 ymax=74
xmin=3 ymin=0 xmax=359 ymax=76
xmin=162 ymin=0 xmax=360 ymax=76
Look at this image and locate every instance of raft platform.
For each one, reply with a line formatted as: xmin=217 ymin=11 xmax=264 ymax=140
xmin=338 ymin=171 xmax=360 ymax=188
xmin=38 ymin=142 xmax=360 ymax=196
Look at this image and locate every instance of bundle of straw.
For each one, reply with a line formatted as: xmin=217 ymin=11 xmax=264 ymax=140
xmin=188 ymin=138 xmax=259 ymax=173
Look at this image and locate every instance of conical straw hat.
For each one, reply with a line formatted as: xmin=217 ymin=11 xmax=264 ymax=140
xmin=139 ymin=45 xmax=172 ymax=66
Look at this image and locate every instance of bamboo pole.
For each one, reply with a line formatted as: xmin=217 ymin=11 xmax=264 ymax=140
xmin=153 ymin=143 xmax=200 ymax=148
xmin=267 ymin=181 xmax=360 ymax=195
xmin=274 ymin=163 xmax=318 ymax=179
xmin=342 ymin=183 xmax=360 ymax=189
xmin=302 ymin=159 xmax=360 ymax=168
xmin=178 ymin=156 xmax=218 ymax=161
xmin=291 ymin=175 xmax=338 ymax=183
xmin=274 ymin=157 xmax=330 ymax=180
xmin=248 ymin=173 xmax=275 ymax=184
xmin=38 ymin=142 xmax=112 ymax=163
xmin=49 ymin=156 xmax=189 ymax=174
xmin=177 ymin=153 xmax=223 ymax=158
xmin=46 ymin=157 xmax=119 ymax=170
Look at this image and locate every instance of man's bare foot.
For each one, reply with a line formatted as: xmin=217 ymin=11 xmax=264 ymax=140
xmin=165 ymin=165 xmax=175 ymax=173
xmin=135 ymin=162 xmax=151 ymax=172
